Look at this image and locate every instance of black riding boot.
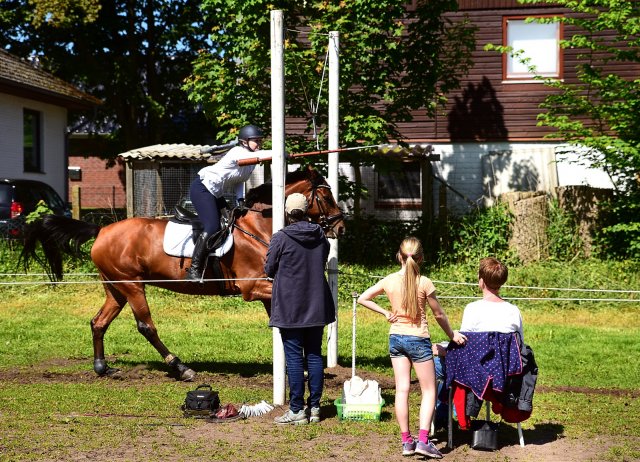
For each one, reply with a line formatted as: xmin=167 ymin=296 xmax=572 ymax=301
xmin=185 ymin=232 xmax=210 ymax=280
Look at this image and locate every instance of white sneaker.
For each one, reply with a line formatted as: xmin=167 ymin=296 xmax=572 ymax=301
xmin=309 ymin=407 xmax=321 ymax=423
xmin=274 ymin=409 xmax=308 ymax=425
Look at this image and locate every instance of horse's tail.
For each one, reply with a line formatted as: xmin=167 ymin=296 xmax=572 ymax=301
xmin=20 ymin=215 xmax=101 ymax=281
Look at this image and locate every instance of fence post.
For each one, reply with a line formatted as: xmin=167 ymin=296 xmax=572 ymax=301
xmin=72 ymin=185 xmax=81 ymax=220
xmin=438 ymin=183 xmax=448 ymax=249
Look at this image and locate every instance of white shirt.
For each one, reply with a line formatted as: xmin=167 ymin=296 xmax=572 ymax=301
xmin=198 ymin=146 xmax=272 ymax=198
xmin=460 ymin=299 xmax=524 ymax=341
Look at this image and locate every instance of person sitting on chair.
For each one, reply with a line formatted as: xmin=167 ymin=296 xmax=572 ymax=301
xmin=185 ymin=124 xmax=271 ymax=280
xmin=459 ymin=257 xmax=523 ymax=340
xmin=446 ymin=257 xmax=536 ymax=430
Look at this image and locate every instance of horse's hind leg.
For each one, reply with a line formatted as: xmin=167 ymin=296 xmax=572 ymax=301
xmin=91 ymin=284 xmax=127 ymax=376
xmin=123 ymin=284 xmax=196 ymax=381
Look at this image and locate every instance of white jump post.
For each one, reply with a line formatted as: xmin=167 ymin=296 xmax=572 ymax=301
xmin=271 ymin=9 xmax=286 ymax=406
xmin=326 ymin=31 xmax=340 ymax=368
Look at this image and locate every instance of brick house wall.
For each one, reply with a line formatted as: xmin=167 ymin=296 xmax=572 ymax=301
xmin=67 ymin=155 xmax=126 ymax=209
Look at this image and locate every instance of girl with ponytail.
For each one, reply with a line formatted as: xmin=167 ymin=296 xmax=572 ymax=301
xmin=358 ymin=237 xmax=466 ymax=458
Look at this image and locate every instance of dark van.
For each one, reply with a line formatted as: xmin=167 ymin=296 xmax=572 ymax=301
xmin=0 ymin=179 xmax=71 ymax=238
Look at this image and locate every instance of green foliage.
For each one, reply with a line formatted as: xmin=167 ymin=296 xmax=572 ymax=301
xmin=2 ymin=0 xmax=217 ymax=152
xmin=509 ymin=0 xmax=640 ymax=260
xmin=24 ymin=200 xmax=53 ymax=224
xmin=339 ymin=216 xmax=425 ymax=266
xmin=29 ymin=0 xmax=101 ymax=27
xmin=546 ymin=199 xmax=583 ymax=261
xmin=446 ymin=202 xmax=515 ymax=264
xmin=185 ymin=0 xmax=476 ymax=150
xmin=594 ymin=191 xmax=640 ymax=261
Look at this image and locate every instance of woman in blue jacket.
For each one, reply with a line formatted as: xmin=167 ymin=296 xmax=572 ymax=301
xmin=264 ymin=193 xmax=336 ymax=425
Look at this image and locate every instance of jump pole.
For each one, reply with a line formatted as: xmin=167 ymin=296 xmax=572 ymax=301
xmin=326 ymin=31 xmax=339 ymax=368
xmin=271 ymin=9 xmax=286 ymax=406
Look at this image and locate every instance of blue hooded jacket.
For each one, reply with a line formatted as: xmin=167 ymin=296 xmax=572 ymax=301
xmin=264 ymin=220 xmax=336 ymax=328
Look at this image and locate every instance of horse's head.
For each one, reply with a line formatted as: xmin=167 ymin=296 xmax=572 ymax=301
xmin=244 ymin=166 xmax=346 ymax=238
xmin=284 ymin=166 xmax=346 ymax=239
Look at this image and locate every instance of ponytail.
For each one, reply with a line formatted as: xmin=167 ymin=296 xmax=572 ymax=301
xmin=398 ymin=237 xmax=423 ymax=319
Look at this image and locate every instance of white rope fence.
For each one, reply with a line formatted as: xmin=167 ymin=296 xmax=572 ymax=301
xmin=0 ymin=272 xmax=637 ymax=302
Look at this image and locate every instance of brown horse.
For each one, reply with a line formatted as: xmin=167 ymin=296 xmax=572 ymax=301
xmin=21 ymin=167 xmax=345 ymax=381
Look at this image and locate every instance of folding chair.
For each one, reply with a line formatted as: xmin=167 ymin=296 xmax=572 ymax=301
xmin=446 ymin=386 xmax=524 ymax=449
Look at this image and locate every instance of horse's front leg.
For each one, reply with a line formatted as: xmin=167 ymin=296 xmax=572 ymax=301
xmin=126 ymin=286 xmax=196 ymax=381
xmin=91 ymin=285 xmax=127 ymax=377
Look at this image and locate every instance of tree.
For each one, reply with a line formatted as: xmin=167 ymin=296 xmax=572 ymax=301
xmin=183 ymin=0 xmax=475 ymax=212
xmin=494 ymin=0 xmax=640 ymax=259
xmin=1 ymin=0 xmax=218 ymax=154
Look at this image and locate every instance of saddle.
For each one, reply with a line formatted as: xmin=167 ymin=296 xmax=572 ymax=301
xmin=171 ymin=196 xmax=234 ymax=252
xmin=163 ymin=199 xmax=237 ymax=259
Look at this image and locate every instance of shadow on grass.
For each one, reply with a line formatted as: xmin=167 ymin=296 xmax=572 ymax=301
xmin=439 ymin=422 xmax=564 ymax=453
xmin=113 ymin=355 xmax=390 ymax=378
xmin=113 ymin=359 xmax=274 ymax=377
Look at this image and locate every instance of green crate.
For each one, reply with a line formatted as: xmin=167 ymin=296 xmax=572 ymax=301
xmin=334 ymin=397 xmax=385 ymax=421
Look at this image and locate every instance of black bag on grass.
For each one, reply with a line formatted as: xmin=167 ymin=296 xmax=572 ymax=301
xmin=471 ymin=420 xmax=499 ymax=451
xmin=182 ymin=384 xmax=220 ymax=418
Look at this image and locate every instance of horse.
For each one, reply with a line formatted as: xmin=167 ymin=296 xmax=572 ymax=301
xmin=20 ymin=166 xmax=345 ymax=381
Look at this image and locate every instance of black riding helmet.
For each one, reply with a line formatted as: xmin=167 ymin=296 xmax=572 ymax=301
xmin=239 ymin=124 xmax=264 ymax=141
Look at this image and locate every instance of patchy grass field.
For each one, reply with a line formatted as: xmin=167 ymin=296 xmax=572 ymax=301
xmin=0 ymin=261 xmax=639 ymax=461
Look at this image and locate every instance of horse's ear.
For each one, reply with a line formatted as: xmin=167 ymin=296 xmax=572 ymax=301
xmin=306 ymin=165 xmax=318 ymax=177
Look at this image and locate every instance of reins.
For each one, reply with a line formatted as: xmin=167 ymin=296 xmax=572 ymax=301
xmin=309 ymin=183 xmax=344 ymax=236
xmin=232 ymin=221 xmax=270 ymax=247
xmin=233 ymin=174 xmax=344 ymax=247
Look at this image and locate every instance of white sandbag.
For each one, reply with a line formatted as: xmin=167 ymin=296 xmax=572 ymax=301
xmin=342 ymin=375 xmax=382 ymax=405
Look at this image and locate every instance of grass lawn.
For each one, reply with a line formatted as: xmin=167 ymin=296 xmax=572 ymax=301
xmin=0 ymin=261 xmax=639 ymax=461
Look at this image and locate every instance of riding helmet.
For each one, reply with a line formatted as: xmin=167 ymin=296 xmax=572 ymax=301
xmin=239 ymin=124 xmax=264 ymax=141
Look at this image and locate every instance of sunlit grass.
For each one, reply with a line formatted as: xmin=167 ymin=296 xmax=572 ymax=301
xmin=0 ymin=260 xmax=639 ymax=460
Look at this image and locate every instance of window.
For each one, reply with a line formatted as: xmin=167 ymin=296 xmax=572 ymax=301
xmin=375 ymin=162 xmax=421 ymax=209
xmin=23 ymin=109 xmax=42 ymax=172
xmin=503 ymin=16 xmax=562 ymax=80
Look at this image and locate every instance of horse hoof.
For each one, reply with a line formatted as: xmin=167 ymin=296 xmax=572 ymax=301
xmin=181 ymin=368 xmax=197 ymax=382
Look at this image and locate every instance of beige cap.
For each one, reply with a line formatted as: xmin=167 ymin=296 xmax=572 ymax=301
xmin=285 ymin=193 xmax=308 ymax=214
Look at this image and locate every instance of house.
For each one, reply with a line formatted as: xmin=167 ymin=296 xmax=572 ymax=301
xmin=346 ymin=0 xmax=631 ymax=218
xmin=67 ymin=133 xmax=127 ymax=211
xmin=0 ymin=49 xmax=101 ymax=201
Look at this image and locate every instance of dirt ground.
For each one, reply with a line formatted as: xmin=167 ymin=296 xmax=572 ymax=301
xmin=1 ymin=360 xmax=638 ymax=462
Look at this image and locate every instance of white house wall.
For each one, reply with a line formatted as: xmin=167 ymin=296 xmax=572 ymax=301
xmin=0 ymin=93 xmax=68 ymax=198
xmin=326 ymin=141 xmax=613 ymax=220
xmin=554 ymin=146 xmax=615 ymax=189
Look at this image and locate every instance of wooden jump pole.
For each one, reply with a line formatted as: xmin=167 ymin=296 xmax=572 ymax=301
xmin=237 ymin=144 xmax=383 ymax=166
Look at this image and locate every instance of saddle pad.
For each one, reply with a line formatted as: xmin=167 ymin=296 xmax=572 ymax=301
xmin=163 ymin=221 xmax=233 ymax=258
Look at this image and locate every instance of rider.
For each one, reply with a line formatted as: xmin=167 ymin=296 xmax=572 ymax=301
xmin=186 ymin=124 xmax=272 ymax=280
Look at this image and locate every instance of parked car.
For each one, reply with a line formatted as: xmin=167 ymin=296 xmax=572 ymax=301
xmin=0 ymin=179 xmax=71 ymax=238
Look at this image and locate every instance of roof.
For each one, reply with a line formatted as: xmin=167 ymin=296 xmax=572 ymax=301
xmin=118 ymin=143 xmax=228 ymax=161
xmin=0 ymin=49 xmax=102 ymax=110
xmin=119 ymin=142 xmax=440 ymax=163
xmin=375 ymin=143 xmax=439 ymax=161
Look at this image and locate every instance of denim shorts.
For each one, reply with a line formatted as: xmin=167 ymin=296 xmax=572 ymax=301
xmin=389 ymin=334 xmax=433 ymax=363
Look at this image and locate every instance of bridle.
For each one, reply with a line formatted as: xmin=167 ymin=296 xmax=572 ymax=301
xmin=234 ymin=178 xmax=344 ymax=245
xmin=307 ymin=181 xmax=344 ymax=237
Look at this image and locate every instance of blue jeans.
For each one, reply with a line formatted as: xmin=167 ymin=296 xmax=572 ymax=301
xmin=280 ymin=326 xmax=325 ymax=413
xmin=434 ymin=355 xmax=452 ymax=428
xmin=389 ymin=334 xmax=433 ymax=363
xmin=189 ymin=178 xmax=220 ymax=234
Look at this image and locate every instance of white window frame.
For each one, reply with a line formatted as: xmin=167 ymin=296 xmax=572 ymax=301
xmin=503 ymin=16 xmax=562 ymax=81
xmin=374 ymin=162 xmax=422 ymax=209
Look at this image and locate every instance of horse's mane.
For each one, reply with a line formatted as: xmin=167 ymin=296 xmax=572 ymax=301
xmin=245 ymin=168 xmax=323 ymax=207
